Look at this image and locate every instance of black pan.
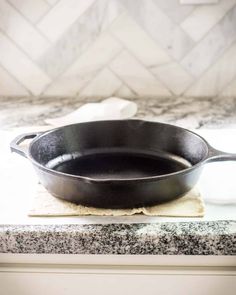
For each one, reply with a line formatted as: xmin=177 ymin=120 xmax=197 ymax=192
xmin=10 ymin=120 xmax=236 ymax=209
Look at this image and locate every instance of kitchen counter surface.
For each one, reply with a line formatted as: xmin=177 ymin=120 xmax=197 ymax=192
xmin=0 ymin=96 xmax=236 ymax=255
xmin=1 ymin=222 xmax=235 ymax=255
xmin=1 ymin=95 xmax=236 ymax=130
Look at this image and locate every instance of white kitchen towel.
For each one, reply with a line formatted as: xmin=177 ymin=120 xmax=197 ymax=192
xmin=28 ymin=184 xmax=205 ymax=217
xmin=45 ymin=97 xmax=137 ymax=126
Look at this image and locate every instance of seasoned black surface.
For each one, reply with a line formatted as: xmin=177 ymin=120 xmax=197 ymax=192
xmin=23 ymin=120 xmax=208 ymax=208
xmin=50 ymin=150 xmax=191 ymax=179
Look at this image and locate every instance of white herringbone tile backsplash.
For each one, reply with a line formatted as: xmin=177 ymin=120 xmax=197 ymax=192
xmin=0 ymin=0 xmax=236 ymax=97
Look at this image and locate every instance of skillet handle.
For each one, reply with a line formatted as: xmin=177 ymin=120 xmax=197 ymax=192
xmin=10 ymin=132 xmax=42 ymax=158
xmin=206 ymin=145 xmax=236 ymax=163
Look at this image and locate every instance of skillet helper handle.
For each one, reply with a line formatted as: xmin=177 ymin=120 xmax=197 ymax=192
xmin=206 ymin=145 xmax=236 ymax=163
xmin=10 ymin=132 xmax=42 ymax=158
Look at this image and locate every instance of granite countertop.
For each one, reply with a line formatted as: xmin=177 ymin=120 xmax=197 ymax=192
xmin=1 ymin=222 xmax=235 ymax=255
xmin=0 ymin=96 xmax=236 ymax=256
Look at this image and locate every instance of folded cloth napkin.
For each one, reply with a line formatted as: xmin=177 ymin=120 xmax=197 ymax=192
xmin=45 ymin=97 xmax=137 ymax=126
xmin=28 ymin=184 xmax=204 ymax=217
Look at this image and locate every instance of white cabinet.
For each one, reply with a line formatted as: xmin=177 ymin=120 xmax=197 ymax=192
xmin=1 ymin=272 xmax=236 ymax=295
xmin=0 ymin=254 xmax=236 ymax=295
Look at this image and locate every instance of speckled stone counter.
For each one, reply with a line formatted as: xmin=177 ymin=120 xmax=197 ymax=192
xmin=0 ymin=96 xmax=236 ymax=255
xmin=0 ymin=221 xmax=235 ymax=255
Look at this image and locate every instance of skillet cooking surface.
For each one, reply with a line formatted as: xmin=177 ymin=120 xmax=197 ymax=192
xmin=45 ymin=148 xmax=192 ymax=180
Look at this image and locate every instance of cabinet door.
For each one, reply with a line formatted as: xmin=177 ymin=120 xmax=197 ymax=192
xmin=0 ymin=272 xmax=235 ymax=295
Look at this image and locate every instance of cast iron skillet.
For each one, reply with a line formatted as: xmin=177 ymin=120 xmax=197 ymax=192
xmin=10 ymin=120 xmax=236 ymax=209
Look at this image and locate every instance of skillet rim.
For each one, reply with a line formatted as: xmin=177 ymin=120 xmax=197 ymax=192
xmin=27 ymin=119 xmax=210 ymax=183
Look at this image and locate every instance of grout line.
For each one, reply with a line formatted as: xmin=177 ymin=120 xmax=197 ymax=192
xmin=108 ymin=13 xmax=172 ymax=69
xmin=152 ymin=0 xmax=196 ymax=27
xmin=44 ymin=0 xmax=60 ymax=7
xmin=180 ymin=4 xmax=236 ymax=95
xmin=75 ymin=47 xmax=124 ymax=96
xmin=0 ymin=28 xmax=51 ymax=97
xmin=36 ymin=0 xmax=98 ymax=42
xmin=39 ymin=32 xmax=104 ymax=80
xmin=179 ymin=1 xmax=236 ymax=44
xmin=5 ymin=0 xmax=52 ymax=43
xmin=37 ymin=0 xmax=121 ymax=80
xmin=0 ymin=28 xmax=51 ymax=78
xmin=0 ymin=62 xmax=32 ymax=96
xmin=74 ymin=69 xmax=104 ymax=97
xmin=217 ymin=71 xmax=236 ymax=98
xmin=117 ymin=1 xmax=177 ymax=63
xmin=41 ymin=40 xmax=123 ymax=96
xmin=119 ymin=0 xmax=196 ymax=63
xmin=179 ymin=2 xmax=236 ymax=64
xmin=177 ymin=3 xmax=236 ymax=62
xmin=110 ymin=32 xmax=175 ymax=96
xmin=108 ymin=66 xmax=139 ymax=97
xmin=113 ymin=83 xmax=127 ymax=97
xmin=101 ymin=0 xmax=125 ymax=32
xmin=94 ymin=0 xmax=109 ymax=34
xmin=182 ymin=40 xmax=236 ymax=96
xmin=108 ymin=66 xmax=137 ymax=97
xmin=35 ymin=0 xmax=60 ymax=25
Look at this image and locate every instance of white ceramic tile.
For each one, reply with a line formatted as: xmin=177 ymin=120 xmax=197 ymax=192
xmin=79 ymin=68 xmax=122 ymax=97
xmin=38 ymin=0 xmax=123 ymax=78
xmin=184 ymin=42 xmax=236 ymax=96
xmin=63 ymin=33 xmax=122 ymax=77
xmin=37 ymin=0 xmax=96 ymax=41
xmin=0 ymin=65 xmax=29 ymax=96
xmin=152 ymin=62 xmax=193 ymax=95
xmin=45 ymin=0 xmax=58 ymax=6
xmin=0 ymin=32 xmax=51 ymax=95
xmin=110 ymin=12 xmax=171 ymax=67
xmin=181 ymin=0 xmax=236 ymax=42
xmin=180 ymin=0 xmax=218 ymax=4
xmin=109 ymin=50 xmax=171 ymax=96
xmin=181 ymin=5 xmax=236 ymax=77
xmin=42 ymin=74 xmax=90 ymax=96
xmin=44 ymin=33 xmax=122 ymax=95
xmin=221 ymin=78 xmax=236 ymax=96
xmin=0 ymin=0 xmax=234 ymax=97
xmin=0 ymin=0 xmax=49 ymax=60
xmin=154 ymin=0 xmax=194 ymax=24
xmin=121 ymin=0 xmax=194 ymax=60
xmin=93 ymin=0 xmax=124 ymax=32
xmin=8 ymin=0 xmax=50 ymax=24
xmin=114 ymin=84 xmax=135 ymax=98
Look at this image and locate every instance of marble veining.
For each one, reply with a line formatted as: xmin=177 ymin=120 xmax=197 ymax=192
xmin=181 ymin=4 xmax=236 ymax=77
xmin=1 ymin=0 xmax=236 ymax=96
xmin=120 ymin=0 xmax=194 ymax=60
xmin=38 ymin=0 xmax=124 ymax=79
xmin=1 ymin=96 xmax=236 ymax=130
xmin=0 ymin=221 xmax=235 ymax=254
